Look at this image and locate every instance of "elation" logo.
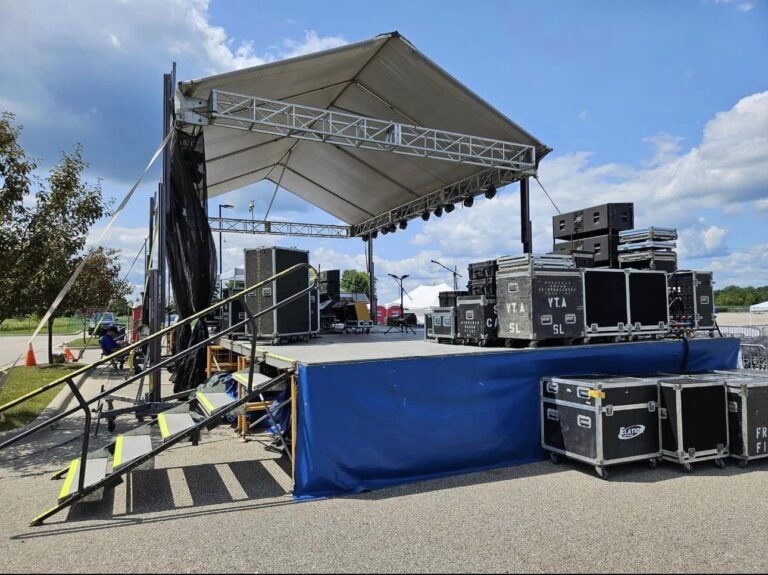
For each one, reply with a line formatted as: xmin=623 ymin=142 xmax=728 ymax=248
xmin=618 ymin=425 xmax=645 ymax=440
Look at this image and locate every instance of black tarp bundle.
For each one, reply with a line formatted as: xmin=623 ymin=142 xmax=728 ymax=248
xmin=167 ymin=130 xmax=217 ymax=392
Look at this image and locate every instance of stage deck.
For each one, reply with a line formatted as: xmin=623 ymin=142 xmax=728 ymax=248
xmin=219 ymin=332 xmax=740 ymax=500
xmin=218 ymin=328 xmax=712 ymax=366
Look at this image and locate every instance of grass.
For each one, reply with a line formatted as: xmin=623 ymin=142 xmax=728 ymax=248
xmin=0 ymin=364 xmax=83 ymax=431
xmin=0 ymin=316 xmax=85 ymax=336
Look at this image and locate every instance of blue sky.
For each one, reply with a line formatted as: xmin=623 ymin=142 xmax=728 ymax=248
xmin=1 ymin=0 xmax=766 ymax=303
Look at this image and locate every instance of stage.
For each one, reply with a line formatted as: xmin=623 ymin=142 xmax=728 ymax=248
xmin=219 ymin=332 xmax=740 ymax=499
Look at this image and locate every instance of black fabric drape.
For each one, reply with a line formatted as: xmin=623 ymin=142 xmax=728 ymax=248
xmin=167 ymin=130 xmax=217 ymax=392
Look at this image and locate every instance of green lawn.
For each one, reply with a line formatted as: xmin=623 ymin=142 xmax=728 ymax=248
xmin=0 ymin=364 xmax=83 ymax=431
xmin=0 ymin=316 xmax=85 ymax=336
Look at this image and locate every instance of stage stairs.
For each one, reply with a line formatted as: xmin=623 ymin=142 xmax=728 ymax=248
xmin=0 ymin=262 xmax=315 ymax=526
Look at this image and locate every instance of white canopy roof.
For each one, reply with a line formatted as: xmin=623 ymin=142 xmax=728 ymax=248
xmin=179 ymin=32 xmax=549 ymax=227
xmin=750 ymin=300 xmax=768 ymax=312
xmin=385 ymin=283 xmax=452 ymax=310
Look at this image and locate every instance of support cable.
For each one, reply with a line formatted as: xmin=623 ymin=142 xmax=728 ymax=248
xmin=533 ymin=175 xmax=561 ymax=214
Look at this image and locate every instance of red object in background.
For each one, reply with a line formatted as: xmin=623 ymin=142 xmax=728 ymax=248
xmin=376 ymin=306 xmax=386 ymax=323
xmin=387 ymin=305 xmax=402 ymax=319
xmin=130 ymin=304 xmax=143 ymax=343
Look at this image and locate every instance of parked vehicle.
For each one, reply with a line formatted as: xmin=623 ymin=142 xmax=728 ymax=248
xmin=88 ymin=312 xmax=124 ymax=336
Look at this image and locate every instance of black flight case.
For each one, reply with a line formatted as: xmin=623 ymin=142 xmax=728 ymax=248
xmin=715 ymin=370 xmax=768 ymax=467
xmin=455 ymin=295 xmax=498 ymax=346
xmin=659 ymin=375 xmax=729 ymax=471
xmin=541 ymin=375 xmax=662 ymax=479
xmin=426 ymin=307 xmax=457 ymax=343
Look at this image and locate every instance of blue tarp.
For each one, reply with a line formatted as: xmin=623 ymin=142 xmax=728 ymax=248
xmin=293 ymin=338 xmax=740 ymax=499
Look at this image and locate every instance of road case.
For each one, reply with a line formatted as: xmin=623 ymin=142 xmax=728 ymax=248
xmin=713 ymin=370 xmax=768 ymax=467
xmin=627 ymin=270 xmax=669 ymax=336
xmin=669 ymin=271 xmax=715 ymax=332
xmin=552 ymin=203 xmax=634 ymax=240
xmin=427 ymin=307 xmax=457 ymax=343
xmin=456 ymin=295 xmax=498 ymax=346
xmin=583 ymin=269 xmax=629 ymax=338
xmin=496 ymin=270 xmax=584 ymax=345
xmin=541 ymin=375 xmax=661 ymax=479
xmin=659 ymin=376 xmax=729 ymax=471
xmin=244 ymin=247 xmax=310 ymax=344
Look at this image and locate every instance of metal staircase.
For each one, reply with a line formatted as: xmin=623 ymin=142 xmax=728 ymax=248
xmin=0 ymin=263 xmax=315 ymax=526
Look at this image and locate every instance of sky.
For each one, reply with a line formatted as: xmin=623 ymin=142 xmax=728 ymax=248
xmin=1 ymin=0 xmax=766 ymax=304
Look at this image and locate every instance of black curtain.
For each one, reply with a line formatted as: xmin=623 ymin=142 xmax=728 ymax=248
xmin=167 ymin=130 xmax=217 ymax=392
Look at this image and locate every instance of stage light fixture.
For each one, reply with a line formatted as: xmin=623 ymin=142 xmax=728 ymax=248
xmin=444 ymin=203 xmax=455 ymax=213
xmin=361 ymin=234 xmax=369 ymax=242
xmin=484 ymin=184 xmax=497 ymax=200
xmin=463 ymin=195 xmax=474 ymax=208
xmin=371 ymin=230 xmax=379 ymax=239
xmin=421 ymin=211 xmax=430 ymax=221
xmin=381 ymin=227 xmax=389 ymax=235
xmin=399 ymin=220 xmax=408 ymax=230
xmin=389 ymin=224 xmax=397 ymax=233
xmin=433 ymin=206 xmax=443 ymax=218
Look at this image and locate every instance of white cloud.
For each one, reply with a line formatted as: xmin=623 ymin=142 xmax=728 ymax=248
xmin=737 ymin=2 xmax=755 ymax=11
xmin=577 ymin=110 xmax=589 ymax=122
xmin=280 ymin=30 xmax=347 ymax=59
xmin=412 ymin=91 xmax=768 ymax=283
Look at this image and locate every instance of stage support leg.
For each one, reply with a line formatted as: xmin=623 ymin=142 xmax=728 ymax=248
xmin=520 ymin=177 xmax=532 ymax=254
xmin=367 ymin=237 xmax=376 ymax=325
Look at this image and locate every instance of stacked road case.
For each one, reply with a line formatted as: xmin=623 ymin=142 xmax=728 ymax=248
xmin=541 ymin=375 xmax=662 ymax=479
xmin=618 ymin=227 xmax=678 ymax=272
xmin=496 ymin=255 xmax=584 ymax=346
xmin=426 ymin=307 xmax=457 ymax=343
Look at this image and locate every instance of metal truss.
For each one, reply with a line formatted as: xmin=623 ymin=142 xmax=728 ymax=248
xmin=350 ymin=167 xmax=528 ymax=237
xmin=202 ymin=90 xmax=537 ymax=170
xmin=208 ymin=216 xmax=350 ymax=238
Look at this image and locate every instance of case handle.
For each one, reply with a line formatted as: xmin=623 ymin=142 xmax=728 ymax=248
xmin=577 ymin=415 xmax=592 ymax=429
xmin=545 ymin=381 xmax=558 ymax=394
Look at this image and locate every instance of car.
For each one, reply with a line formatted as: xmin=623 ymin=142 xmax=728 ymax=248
xmin=88 ymin=312 xmax=118 ymax=336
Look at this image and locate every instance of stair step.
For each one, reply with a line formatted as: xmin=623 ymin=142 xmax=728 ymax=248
xmin=196 ymin=391 xmax=236 ymax=416
xmin=157 ymin=413 xmax=195 ymax=441
xmin=58 ymin=457 xmax=109 ymax=502
xmin=113 ymin=435 xmax=153 ymax=471
xmin=232 ymin=371 xmax=273 ymax=388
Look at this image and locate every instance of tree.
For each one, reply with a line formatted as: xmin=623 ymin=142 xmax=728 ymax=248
xmin=340 ymin=269 xmax=371 ymax=296
xmin=0 ymin=113 xmax=37 ymax=325
xmin=0 ymin=112 xmax=109 ymax=362
xmin=64 ymin=247 xmax=131 ymax=342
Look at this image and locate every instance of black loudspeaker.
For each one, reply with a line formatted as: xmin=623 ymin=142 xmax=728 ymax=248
xmin=244 ymin=247 xmax=310 ymax=340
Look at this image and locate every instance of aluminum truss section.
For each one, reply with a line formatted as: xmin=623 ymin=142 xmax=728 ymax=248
xmin=209 ymin=216 xmax=350 ymax=238
xmin=205 ymin=91 xmax=537 ymax=170
xmin=350 ymin=167 xmax=526 ymax=237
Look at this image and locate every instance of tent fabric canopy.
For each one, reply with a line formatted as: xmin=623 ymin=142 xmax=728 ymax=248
xmin=179 ymin=32 xmax=550 ymax=226
xmin=750 ymin=301 xmax=768 ymax=312
xmin=385 ymin=283 xmax=452 ymax=323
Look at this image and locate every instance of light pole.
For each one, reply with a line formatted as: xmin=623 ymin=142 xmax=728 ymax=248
xmin=431 ymin=259 xmax=462 ymax=292
xmin=248 ymin=200 xmax=255 ymax=223
xmin=385 ymin=273 xmax=415 ymax=334
xmin=218 ymin=203 xmax=234 ymax=293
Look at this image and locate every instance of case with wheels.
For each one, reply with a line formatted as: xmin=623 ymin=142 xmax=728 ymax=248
xmin=541 ymin=375 xmax=662 ymax=478
xmin=456 ymin=296 xmax=498 ymax=346
xmin=714 ymin=370 xmax=768 ymax=467
xmin=427 ymin=307 xmax=457 ymax=343
xmin=659 ymin=376 xmax=729 ymax=470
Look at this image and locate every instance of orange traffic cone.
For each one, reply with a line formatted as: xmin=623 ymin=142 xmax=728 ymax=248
xmin=63 ymin=346 xmax=76 ymax=363
xmin=25 ymin=344 xmax=37 ymax=367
